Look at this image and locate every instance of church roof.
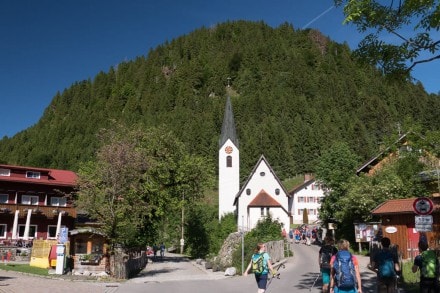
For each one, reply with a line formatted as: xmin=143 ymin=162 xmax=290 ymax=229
xmin=249 ymin=189 xmax=282 ymax=207
xmin=234 ymin=154 xmax=290 ymax=206
xmin=219 ymin=96 xmax=238 ymax=148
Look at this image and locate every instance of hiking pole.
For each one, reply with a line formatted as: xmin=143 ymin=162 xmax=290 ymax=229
xmin=265 ymin=263 xmax=285 ymax=293
xmin=309 ymin=273 xmax=320 ymax=291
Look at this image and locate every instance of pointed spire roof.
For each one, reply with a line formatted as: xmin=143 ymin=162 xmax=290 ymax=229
xmin=219 ymin=96 xmax=238 ymax=148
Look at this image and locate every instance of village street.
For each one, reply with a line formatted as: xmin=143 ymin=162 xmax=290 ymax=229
xmin=0 ymin=242 xmax=384 ymax=293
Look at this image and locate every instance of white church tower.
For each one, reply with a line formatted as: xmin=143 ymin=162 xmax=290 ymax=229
xmin=218 ymin=96 xmax=239 ymax=220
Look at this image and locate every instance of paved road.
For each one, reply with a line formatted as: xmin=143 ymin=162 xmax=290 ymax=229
xmin=0 ymin=244 xmax=397 ymax=293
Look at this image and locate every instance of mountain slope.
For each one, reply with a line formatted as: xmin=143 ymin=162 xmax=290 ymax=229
xmin=0 ymin=20 xmax=438 ymax=179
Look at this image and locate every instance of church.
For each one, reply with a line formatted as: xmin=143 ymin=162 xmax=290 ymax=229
xmin=218 ymin=96 xmax=294 ymax=232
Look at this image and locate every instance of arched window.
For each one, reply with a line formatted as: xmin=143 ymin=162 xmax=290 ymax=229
xmin=226 ymin=155 xmax=232 ymax=167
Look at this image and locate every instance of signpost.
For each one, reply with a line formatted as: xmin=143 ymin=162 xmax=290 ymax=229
xmin=413 ymin=197 xmax=434 ymax=215
xmin=413 ymin=197 xmax=434 ymax=232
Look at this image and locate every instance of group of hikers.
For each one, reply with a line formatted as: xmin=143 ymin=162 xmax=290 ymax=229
xmin=287 ymin=225 xmax=320 ymax=245
xmin=146 ymin=243 xmax=166 ymax=260
xmin=244 ymin=234 xmax=439 ymax=293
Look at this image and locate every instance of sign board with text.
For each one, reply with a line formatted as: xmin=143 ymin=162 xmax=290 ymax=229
xmin=415 ymin=215 xmax=433 ymax=232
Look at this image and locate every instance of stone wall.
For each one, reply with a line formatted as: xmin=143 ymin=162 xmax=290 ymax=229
xmin=216 ymin=232 xmax=288 ymax=269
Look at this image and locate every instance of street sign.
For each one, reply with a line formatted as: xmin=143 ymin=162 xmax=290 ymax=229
xmin=413 ymin=197 xmax=434 ymax=215
xmin=415 ymin=215 xmax=433 ymax=232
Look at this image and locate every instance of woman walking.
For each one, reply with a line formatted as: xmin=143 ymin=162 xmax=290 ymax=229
xmin=243 ymin=243 xmax=276 ymax=293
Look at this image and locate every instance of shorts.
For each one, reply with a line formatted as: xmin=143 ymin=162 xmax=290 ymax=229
xmin=377 ymin=277 xmax=396 ymax=293
xmin=334 ymin=287 xmax=357 ymax=293
xmin=255 ymin=273 xmax=268 ymax=289
xmin=321 ymin=268 xmax=330 ymax=284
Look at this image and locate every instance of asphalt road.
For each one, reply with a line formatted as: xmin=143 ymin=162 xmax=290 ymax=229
xmin=0 ymin=243 xmax=383 ymax=293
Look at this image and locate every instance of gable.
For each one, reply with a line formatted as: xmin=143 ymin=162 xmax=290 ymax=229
xmin=249 ymin=190 xmax=282 ymax=207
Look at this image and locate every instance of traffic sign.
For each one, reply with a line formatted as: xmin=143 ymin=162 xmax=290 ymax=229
xmin=413 ymin=197 xmax=434 ymax=215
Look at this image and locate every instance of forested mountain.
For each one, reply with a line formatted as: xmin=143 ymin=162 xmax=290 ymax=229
xmin=1 ymin=21 xmax=439 ymax=180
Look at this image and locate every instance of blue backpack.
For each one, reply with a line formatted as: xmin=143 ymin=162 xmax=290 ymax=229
xmin=378 ymin=250 xmax=396 ymax=278
xmin=333 ymin=250 xmax=356 ymax=289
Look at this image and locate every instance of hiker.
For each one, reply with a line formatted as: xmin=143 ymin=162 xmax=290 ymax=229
xmin=160 ymin=243 xmax=166 ymax=258
xmin=329 ymin=239 xmax=362 ymax=293
xmin=319 ymin=236 xmax=338 ymax=293
xmin=243 ymin=243 xmax=277 ymax=293
xmin=371 ymin=237 xmax=400 ymax=293
xmin=412 ymin=241 xmax=439 ymax=293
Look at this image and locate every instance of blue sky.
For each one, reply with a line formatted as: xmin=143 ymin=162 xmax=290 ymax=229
xmin=1 ymin=0 xmax=438 ymax=138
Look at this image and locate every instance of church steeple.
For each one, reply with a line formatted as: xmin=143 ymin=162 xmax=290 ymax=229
xmin=219 ymin=96 xmax=238 ymax=148
xmin=218 ymin=96 xmax=240 ymax=220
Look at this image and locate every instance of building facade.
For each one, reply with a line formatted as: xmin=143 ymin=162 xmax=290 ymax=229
xmin=0 ymin=164 xmax=77 ymax=244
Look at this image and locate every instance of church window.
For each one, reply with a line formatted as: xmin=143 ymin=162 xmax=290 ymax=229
xmin=226 ymin=156 xmax=232 ymax=167
xmin=246 ymin=188 xmax=251 ymax=195
xmin=260 ymin=172 xmax=265 ymax=176
xmin=275 ymin=188 xmax=280 ymax=195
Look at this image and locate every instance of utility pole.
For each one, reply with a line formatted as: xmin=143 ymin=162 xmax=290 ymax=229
xmin=180 ymin=191 xmax=185 ymax=254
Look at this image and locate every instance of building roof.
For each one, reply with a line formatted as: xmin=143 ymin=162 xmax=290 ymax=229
xmin=249 ymin=189 xmax=282 ymax=207
xmin=289 ymin=177 xmax=315 ymax=195
xmin=234 ymin=154 xmax=290 ymax=205
xmin=371 ymin=197 xmax=440 ymax=215
xmin=356 ymin=133 xmax=408 ymax=175
xmin=219 ymin=96 xmax=239 ymax=148
xmin=0 ymin=164 xmax=77 ymax=187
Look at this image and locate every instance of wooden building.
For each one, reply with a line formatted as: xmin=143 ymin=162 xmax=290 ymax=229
xmin=0 ymin=164 xmax=77 ymax=243
xmin=371 ymin=197 xmax=440 ymax=260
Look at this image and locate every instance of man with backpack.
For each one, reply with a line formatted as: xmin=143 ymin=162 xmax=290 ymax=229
xmin=329 ymin=239 xmax=362 ymax=293
xmin=371 ymin=237 xmax=400 ymax=293
xmin=319 ymin=236 xmax=338 ymax=293
xmin=412 ymin=241 xmax=439 ymax=293
xmin=243 ymin=243 xmax=277 ymax=293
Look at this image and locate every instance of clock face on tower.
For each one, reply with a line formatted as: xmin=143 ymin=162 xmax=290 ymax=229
xmin=225 ymin=146 xmax=233 ymax=154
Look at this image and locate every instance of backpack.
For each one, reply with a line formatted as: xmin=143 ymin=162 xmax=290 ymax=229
xmin=320 ymin=245 xmax=334 ymax=269
xmin=333 ymin=250 xmax=356 ymax=289
xmin=251 ymin=253 xmax=265 ymax=274
xmin=421 ymin=250 xmax=438 ymax=279
xmin=377 ymin=250 xmax=396 ymax=278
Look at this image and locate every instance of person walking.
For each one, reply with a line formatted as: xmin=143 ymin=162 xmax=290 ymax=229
xmin=412 ymin=241 xmax=439 ymax=293
xmin=319 ymin=236 xmax=338 ymax=293
xmin=329 ymin=239 xmax=362 ymax=293
xmin=160 ymin=243 xmax=166 ymax=259
xmin=243 ymin=243 xmax=277 ymax=293
xmin=371 ymin=237 xmax=400 ymax=293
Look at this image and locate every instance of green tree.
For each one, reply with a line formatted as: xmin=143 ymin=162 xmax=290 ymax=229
xmin=335 ymin=0 xmax=440 ymax=75
xmin=302 ymin=208 xmax=309 ymax=224
xmin=316 ymin=142 xmax=360 ymax=235
xmin=76 ymin=125 xmax=213 ymax=250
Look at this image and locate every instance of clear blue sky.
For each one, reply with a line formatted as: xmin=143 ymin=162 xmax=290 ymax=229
xmin=1 ymin=0 xmax=438 ymax=138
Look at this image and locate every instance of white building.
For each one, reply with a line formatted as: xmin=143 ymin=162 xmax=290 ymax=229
xmin=218 ymin=96 xmax=325 ymax=230
xmin=234 ymin=155 xmax=291 ymax=231
xmin=289 ymin=177 xmax=325 ymax=225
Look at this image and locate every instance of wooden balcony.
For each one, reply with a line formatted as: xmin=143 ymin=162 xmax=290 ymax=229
xmin=0 ymin=204 xmax=76 ymax=218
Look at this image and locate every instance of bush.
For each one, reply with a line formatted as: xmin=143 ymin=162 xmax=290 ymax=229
xmin=231 ymin=216 xmax=283 ymax=274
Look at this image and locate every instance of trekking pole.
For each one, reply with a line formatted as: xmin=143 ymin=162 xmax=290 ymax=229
xmin=265 ymin=263 xmax=285 ymax=293
xmin=309 ymin=273 xmax=320 ymax=291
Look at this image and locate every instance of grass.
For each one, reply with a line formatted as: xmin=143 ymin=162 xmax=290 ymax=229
xmin=0 ymin=263 xmax=49 ymax=276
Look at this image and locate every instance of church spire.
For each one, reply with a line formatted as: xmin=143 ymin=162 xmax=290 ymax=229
xmin=219 ymin=96 xmax=238 ymax=148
